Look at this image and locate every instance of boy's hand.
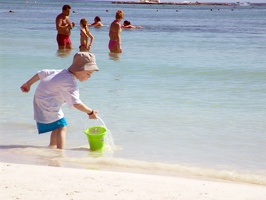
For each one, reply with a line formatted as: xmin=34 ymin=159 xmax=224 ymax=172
xmin=89 ymin=110 xmax=98 ymax=119
xmin=20 ymin=83 xmax=30 ymax=93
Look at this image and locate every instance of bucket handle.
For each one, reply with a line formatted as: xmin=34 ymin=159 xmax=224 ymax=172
xmin=84 ymin=116 xmax=107 ymax=130
xmin=97 ymin=116 xmax=107 ymax=128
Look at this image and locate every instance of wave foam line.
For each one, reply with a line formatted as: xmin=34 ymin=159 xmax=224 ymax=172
xmin=64 ymin=157 xmax=266 ymax=186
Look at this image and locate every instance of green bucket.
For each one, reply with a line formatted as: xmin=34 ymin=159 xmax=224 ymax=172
xmin=84 ymin=126 xmax=107 ymax=151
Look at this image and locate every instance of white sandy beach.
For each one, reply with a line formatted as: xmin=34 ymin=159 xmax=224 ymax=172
xmin=1 ymin=162 xmax=266 ymax=200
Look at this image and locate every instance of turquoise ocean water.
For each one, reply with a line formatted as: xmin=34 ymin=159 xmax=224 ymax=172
xmin=1 ymin=0 xmax=266 ymax=184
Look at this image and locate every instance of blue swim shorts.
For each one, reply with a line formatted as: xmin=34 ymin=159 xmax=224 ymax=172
xmin=36 ymin=118 xmax=68 ymax=134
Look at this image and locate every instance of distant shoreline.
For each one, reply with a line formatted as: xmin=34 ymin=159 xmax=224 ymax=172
xmin=111 ymin=1 xmax=231 ymax=6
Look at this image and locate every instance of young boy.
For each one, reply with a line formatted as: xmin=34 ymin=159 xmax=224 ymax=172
xmin=20 ymin=52 xmax=99 ymax=149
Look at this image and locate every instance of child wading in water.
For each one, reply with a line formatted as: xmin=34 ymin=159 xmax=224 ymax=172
xmin=20 ymin=52 xmax=99 ymax=149
xmin=79 ymin=18 xmax=94 ymax=52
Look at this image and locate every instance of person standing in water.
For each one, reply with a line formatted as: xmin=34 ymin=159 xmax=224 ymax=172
xmin=56 ymin=5 xmax=75 ymax=50
xmin=79 ymin=18 xmax=94 ymax=52
xmin=108 ymin=10 xmax=124 ymax=53
xmin=20 ymin=52 xmax=99 ymax=149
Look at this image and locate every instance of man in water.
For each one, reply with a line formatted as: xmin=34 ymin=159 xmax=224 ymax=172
xmin=56 ymin=5 xmax=75 ymax=50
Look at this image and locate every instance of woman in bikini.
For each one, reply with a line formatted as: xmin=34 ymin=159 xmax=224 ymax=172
xmin=108 ymin=10 xmax=124 ymax=53
xmin=80 ymin=18 xmax=94 ymax=52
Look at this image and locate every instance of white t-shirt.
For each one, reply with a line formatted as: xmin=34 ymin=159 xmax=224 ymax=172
xmin=33 ymin=69 xmax=82 ymax=123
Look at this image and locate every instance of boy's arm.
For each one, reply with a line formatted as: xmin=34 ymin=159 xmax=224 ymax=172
xmin=20 ymin=73 xmax=40 ymax=93
xmin=73 ymin=103 xmax=98 ymax=119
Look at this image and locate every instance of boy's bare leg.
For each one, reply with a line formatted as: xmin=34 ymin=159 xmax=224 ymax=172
xmin=49 ymin=130 xmax=58 ymax=149
xmin=49 ymin=126 xmax=67 ymax=149
xmin=56 ymin=126 xmax=67 ymax=149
